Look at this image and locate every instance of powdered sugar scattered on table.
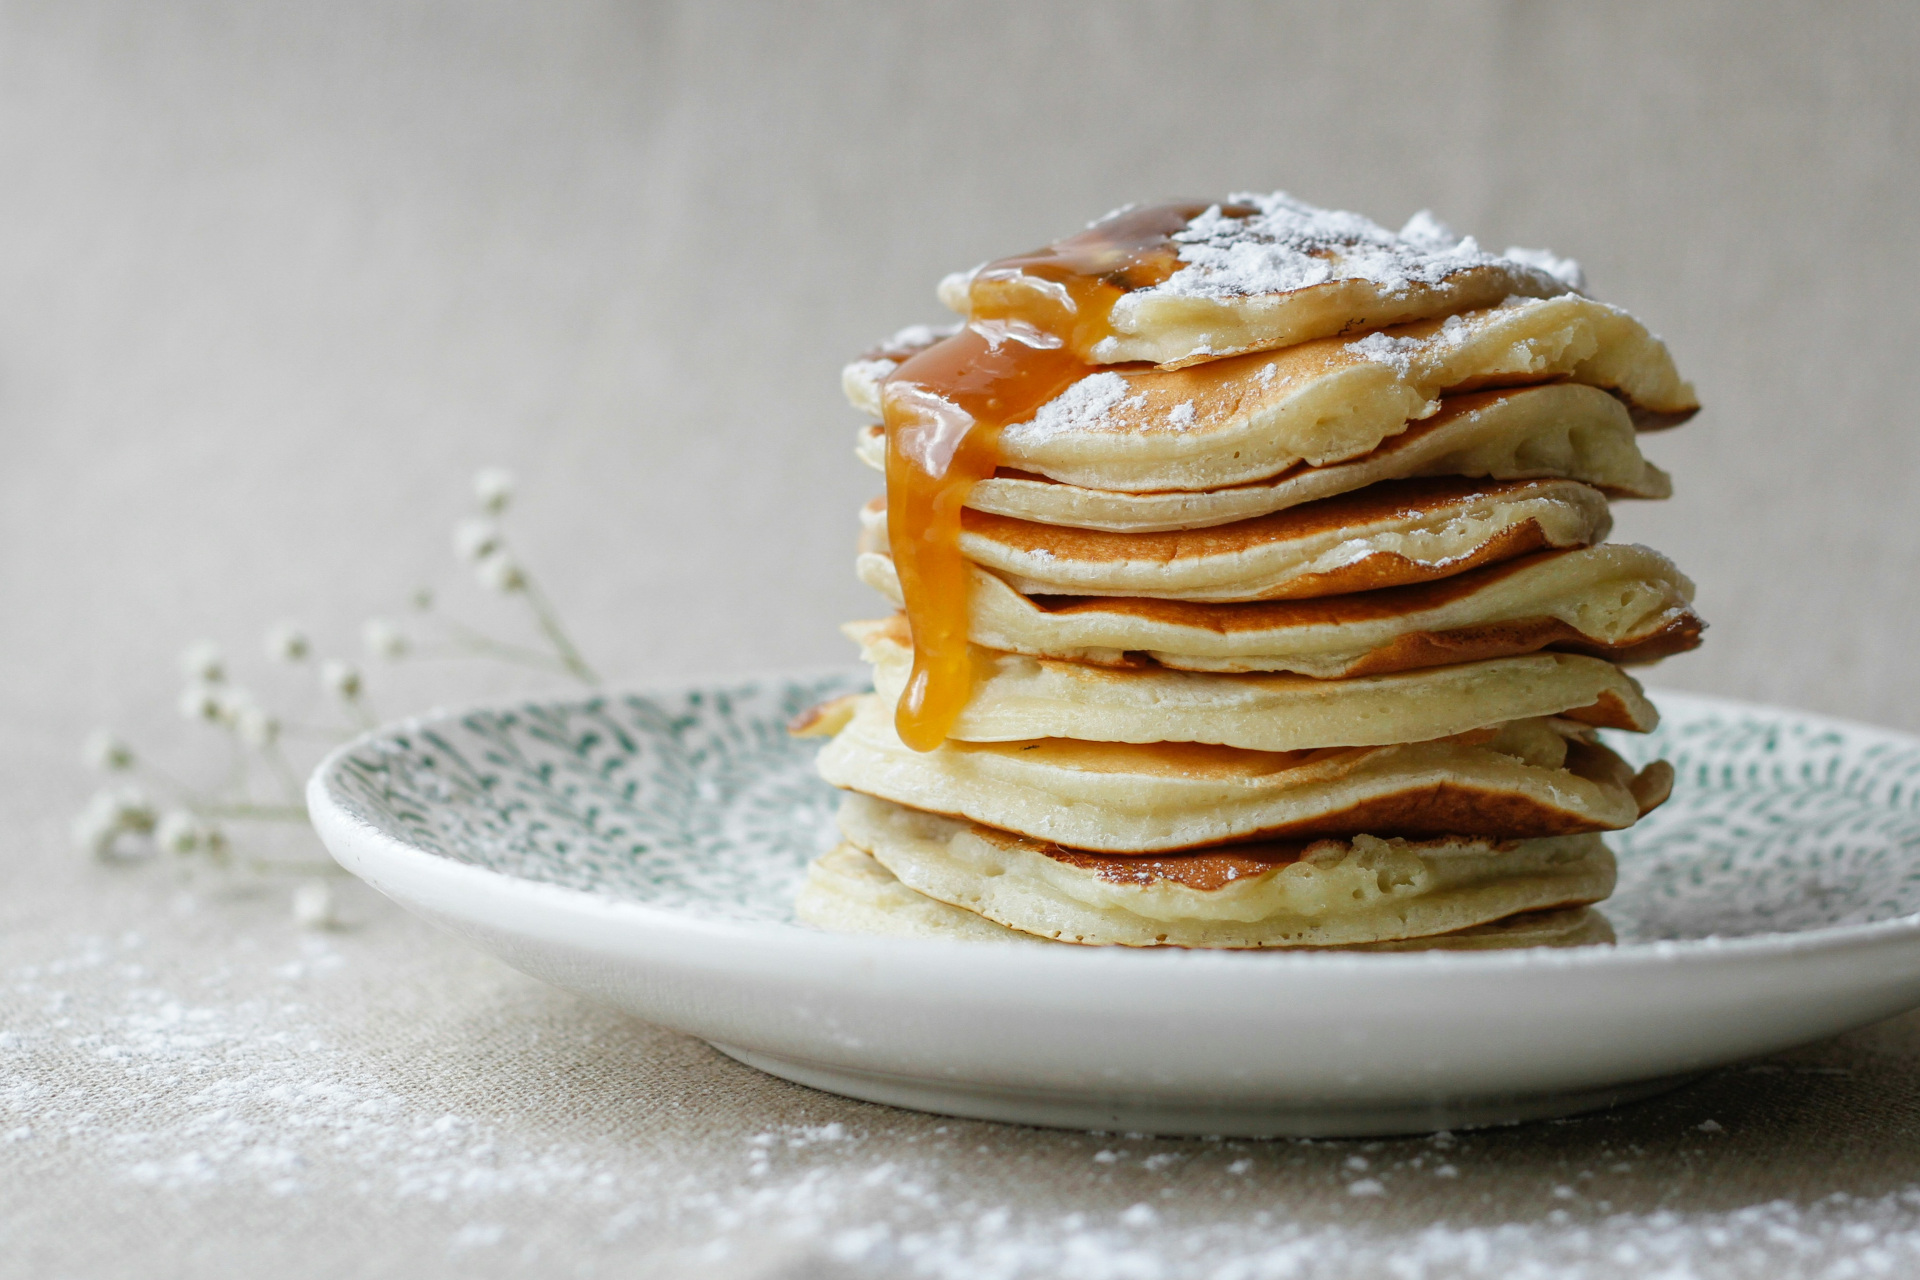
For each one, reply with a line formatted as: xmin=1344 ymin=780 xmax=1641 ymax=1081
xmin=6 ymin=922 xmax=1919 ymax=1278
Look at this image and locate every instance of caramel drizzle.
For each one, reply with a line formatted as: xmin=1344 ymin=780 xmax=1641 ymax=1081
xmin=881 ymin=202 xmax=1252 ymax=751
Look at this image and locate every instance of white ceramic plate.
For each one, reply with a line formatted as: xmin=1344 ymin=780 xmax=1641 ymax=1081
xmin=308 ymin=673 xmax=1920 ymax=1137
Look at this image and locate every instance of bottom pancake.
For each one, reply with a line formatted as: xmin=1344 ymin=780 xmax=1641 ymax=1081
xmin=797 ymin=841 xmax=1615 ymax=951
xmin=830 ymin=793 xmax=1615 ymax=949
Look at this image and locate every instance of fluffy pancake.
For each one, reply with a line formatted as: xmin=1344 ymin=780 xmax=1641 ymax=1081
xmin=849 ymin=615 xmax=1657 ymax=750
xmin=797 ymin=842 xmax=1051 ymax=943
xmin=816 ymin=694 xmax=1672 ymax=851
xmin=863 ymin=478 xmax=1612 ymax=603
xmin=935 ymin=194 xmax=1578 ymax=369
xmin=844 ymin=294 xmax=1698 ymax=492
xmin=855 ymin=382 xmax=1670 ymax=533
xmin=798 ymin=842 xmax=1616 ymax=949
xmin=857 ymin=544 xmax=1702 ymax=677
xmin=831 ymin=793 xmax=1616 ymax=947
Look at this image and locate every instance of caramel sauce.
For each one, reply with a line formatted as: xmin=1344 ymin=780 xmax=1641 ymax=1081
xmin=882 ymin=202 xmax=1254 ymax=751
xmin=1048 ymin=843 xmax=1311 ymax=891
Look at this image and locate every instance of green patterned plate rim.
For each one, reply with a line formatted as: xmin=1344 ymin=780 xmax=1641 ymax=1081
xmin=316 ymin=672 xmax=1920 ymax=944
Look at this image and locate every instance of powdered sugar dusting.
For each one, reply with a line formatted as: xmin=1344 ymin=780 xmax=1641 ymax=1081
xmin=1004 ymin=371 xmax=1137 ymax=445
xmin=845 ymin=323 xmax=963 ymax=410
xmin=1344 ymin=311 xmax=1479 ymax=377
xmin=844 ymin=357 xmax=898 ymax=389
xmin=1504 ymin=245 xmax=1588 ymax=291
xmin=887 ymin=323 xmax=953 ymax=351
xmin=8 ymin=919 xmax=1920 ymax=1276
xmin=1136 ymin=192 xmax=1571 ymax=303
xmin=4 ymin=932 xmax=630 ymax=1205
xmin=863 ymin=321 xmax=962 ymax=365
xmin=1344 ymin=331 xmax=1422 ymax=378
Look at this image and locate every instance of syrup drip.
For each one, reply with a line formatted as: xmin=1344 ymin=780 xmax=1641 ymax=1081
xmin=881 ymin=201 xmax=1255 ymax=751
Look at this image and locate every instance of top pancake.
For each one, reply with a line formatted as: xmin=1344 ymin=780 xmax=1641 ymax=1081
xmin=938 ymin=194 xmax=1579 ymax=368
xmin=845 ymin=294 xmax=1698 ymax=492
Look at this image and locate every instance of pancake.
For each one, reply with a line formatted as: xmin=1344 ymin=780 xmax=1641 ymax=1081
xmin=797 ymin=842 xmax=1051 ymax=943
xmin=849 ymin=615 xmax=1657 ymax=750
xmin=1355 ymin=904 xmax=1614 ymax=951
xmin=863 ymin=477 xmax=1612 ymax=603
xmin=832 ymin=793 xmax=1616 ymax=947
xmin=856 ymin=544 xmax=1702 ymax=677
xmin=855 ymin=382 xmax=1670 ymax=533
xmin=798 ymin=842 xmax=1616 ymax=950
xmin=935 ymin=194 xmax=1578 ymax=369
xmin=844 ymin=293 xmax=1698 ymax=492
xmin=816 ymin=694 xmax=1673 ymax=851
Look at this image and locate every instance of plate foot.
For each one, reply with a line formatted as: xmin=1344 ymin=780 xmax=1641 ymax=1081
xmin=710 ymin=1043 xmax=1701 ymax=1138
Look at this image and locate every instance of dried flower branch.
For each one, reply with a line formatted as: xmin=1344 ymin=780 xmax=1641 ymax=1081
xmin=76 ymin=468 xmax=605 ymax=924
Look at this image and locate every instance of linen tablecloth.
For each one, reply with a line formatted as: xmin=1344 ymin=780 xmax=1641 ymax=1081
xmin=7 ymin=3 xmax=1920 ymax=1275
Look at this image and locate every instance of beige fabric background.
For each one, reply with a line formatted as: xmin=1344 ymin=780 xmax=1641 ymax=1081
xmin=4 ymin=2 xmax=1920 ymax=1276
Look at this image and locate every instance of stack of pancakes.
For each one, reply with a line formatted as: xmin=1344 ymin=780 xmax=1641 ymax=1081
xmin=796 ymin=193 xmax=1702 ymax=950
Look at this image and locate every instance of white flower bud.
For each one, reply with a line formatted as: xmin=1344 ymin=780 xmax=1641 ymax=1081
xmin=113 ymin=787 xmax=157 ymax=832
xmin=474 ymin=467 xmax=515 ymax=515
xmin=71 ymin=798 xmax=121 ymax=859
xmin=453 ymin=519 xmax=502 ymax=563
xmin=180 ymin=641 xmax=226 ymax=684
xmin=235 ymin=703 xmax=280 ymax=748
xmin=264 ymin=623 xmax=311 ymax=664
xmin=320 ymin=660 xmax=363 ymax=701
xmin=212 ymin=686 xmax=258 ymax=727
xmin=82 ymin=730 xmax=135 ymax=772
xmin=361 ymin=618 xmax=408 ymax=660
xmin=292 ymin=880 xmax=339 ymax=929
xmin=476 ymin=552 xmax=526 ymax=594
xmin=155 ymin=810 xmax=203 ymax=855
xmin=178 ymin=684 xmax=224 ymax=723
xmin=72 ymin=787 xmax=157 ymax=858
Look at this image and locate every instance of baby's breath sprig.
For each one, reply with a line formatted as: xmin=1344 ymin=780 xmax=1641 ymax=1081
xmin=372 ymin=468 xmax=602 ymax=686
xmin=75 ymin=467 xmax=604 ymax=925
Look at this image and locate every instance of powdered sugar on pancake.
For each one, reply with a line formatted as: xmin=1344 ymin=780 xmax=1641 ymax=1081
xmin=844 ymin=323 xmax=963 ymax=411
xmin=1134 ymin=193 xmax=1576 ymax=302
xmin=862 ymin=321 xmax=961 ymax=366
xmin=1003 ymin=371 xmax=1146 ymax=446
xmin=1501 ymin=246 xmax=1587 ymax=291
xmin=1344 ymin=332 xmax=1420 ymax=377
xmin=1344 ymin=312 xmax=1476 ymax=376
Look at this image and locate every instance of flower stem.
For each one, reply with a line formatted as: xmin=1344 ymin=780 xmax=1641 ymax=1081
xmin=263 ymin=742 xmax=303 ymax=803
xmin=199 ymin=802 xmax=310 ymax=823
xmin=245 ymin=858 xmax=346 ymax=876
xmin=419 ymin=629 xmax=573 ymax=675
xmin=134 ymin=760 xmax=211 ymax=810
xmin=521 ymin=575 xmax=600 ymax=686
